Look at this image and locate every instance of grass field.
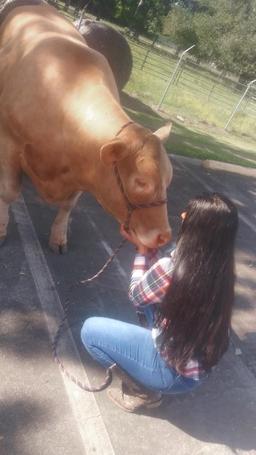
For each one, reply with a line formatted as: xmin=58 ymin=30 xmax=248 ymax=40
xmin=121 ymin=93 xmax=256 ymax=168
xmin=126 ymin=38 xmax=256 ymax=142
xmin=120 ymin=38 xmax=256 ymax=168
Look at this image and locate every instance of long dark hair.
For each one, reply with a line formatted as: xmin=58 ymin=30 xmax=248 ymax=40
xmin=158 ymin=193 xmax=238 ymax=371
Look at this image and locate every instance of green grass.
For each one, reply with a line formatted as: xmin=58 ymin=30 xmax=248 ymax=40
xmin=121 ymin=94 xmax=256 ymax=168
xmin=126 ymin=38 xmax=256 ymax=143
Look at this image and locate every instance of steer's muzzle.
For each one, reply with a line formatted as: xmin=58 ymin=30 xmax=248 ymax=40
xmin=156 ymin=230 xmax=172 ymax=247
xmin=126 ymin=199 xmax=171 ymax=250
xmin=135 ymin=227 xmax=172 ymax=249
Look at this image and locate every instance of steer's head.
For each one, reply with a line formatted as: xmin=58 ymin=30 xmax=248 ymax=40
xmin=97 ymin=122 xmax=173 ymax=249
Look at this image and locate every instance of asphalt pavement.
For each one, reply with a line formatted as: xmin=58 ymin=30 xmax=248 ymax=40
xmin=0 ymin=155 xmax=256 ymax=455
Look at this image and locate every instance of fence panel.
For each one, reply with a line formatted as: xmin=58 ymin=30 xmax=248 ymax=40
xmin=126 ymin=36 xmax=256 ymax=139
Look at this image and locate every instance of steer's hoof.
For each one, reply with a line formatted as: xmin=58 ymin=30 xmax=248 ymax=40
xmin=49 ymin=242 xmax=68 ymax=255
xmin=0 ymin=236 xmax=6 ymax=247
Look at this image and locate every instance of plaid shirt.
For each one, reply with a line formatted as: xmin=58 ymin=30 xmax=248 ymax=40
xmin=129 ymin=250 xmax=206 ymax=380
xmin=129 ymin=250 xmax=174 ymax=308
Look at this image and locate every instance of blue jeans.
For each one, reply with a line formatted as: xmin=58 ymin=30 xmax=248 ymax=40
xmin=81 ymin=317 xmax=205 ymax=394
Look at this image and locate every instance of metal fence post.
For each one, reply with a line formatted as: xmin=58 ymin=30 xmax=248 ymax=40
xmin=140 ymin=36 xmax=158 ymax=70
xmin=225 ymin=78 xmax=256 ymax=130
xmin=174 ymin=64 xmax=183 ymax=86
xmin=207 ymin=73 xmax=222 ymax=103
xmin=77 ymin=0 xmax=91 ymax=28
xmin=157 ymin=44 xmax=195 ymax=111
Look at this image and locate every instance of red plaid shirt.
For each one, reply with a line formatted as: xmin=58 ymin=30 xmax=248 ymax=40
xmin=129 ymin=251 xmax=174 ymax=307
xmin=129 ymin=250 xmax=206 ymax=380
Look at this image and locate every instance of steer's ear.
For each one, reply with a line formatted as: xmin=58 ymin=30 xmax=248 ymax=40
xmin=100 ymin=139 xmax=129 ymax=165
xmin=153 ymin=122 xmax=172 ymax=144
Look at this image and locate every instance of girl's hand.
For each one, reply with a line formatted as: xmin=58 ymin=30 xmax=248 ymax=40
xmin=120 ymin=224 xmax=153 ymax=255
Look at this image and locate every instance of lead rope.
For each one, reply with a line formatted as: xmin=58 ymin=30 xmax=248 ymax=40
xmin=52 ymin=236 xmax=127 ymax=392
xmin=52 ymin=122 xmax=167 ymax=392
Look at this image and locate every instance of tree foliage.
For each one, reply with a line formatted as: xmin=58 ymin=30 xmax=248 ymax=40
xmin=163 ymin=5 xmax=198 ymax=51
xmin=163 ymin=0 xmax=256 ymax=80
xmin=89 ymin=0 xmax=173 ymax=35
xmin=87 ymin=0 xmax=256 ymax=80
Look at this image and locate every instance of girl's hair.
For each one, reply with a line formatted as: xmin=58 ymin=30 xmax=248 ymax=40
xmin=158 ymin=192 xmax=238 ymax=371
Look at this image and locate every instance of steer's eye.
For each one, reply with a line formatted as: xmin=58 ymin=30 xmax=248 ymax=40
xmin=135 ymin=178 xmax=147 ymax=189
xmin=132 ymin=177 xmax=155 ymax=198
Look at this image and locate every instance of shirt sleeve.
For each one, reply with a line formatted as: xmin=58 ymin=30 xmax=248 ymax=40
xmin=129 ymin=252 xmax=174 ymax=308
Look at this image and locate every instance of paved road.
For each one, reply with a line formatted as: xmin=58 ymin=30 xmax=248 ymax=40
xmin=0 ymin=156 xmax=256 ymax=455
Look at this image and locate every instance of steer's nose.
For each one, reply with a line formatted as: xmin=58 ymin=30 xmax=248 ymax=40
xmin=136 ymin=228 xmax=172 ymax=249
xmin=156 ymin=229 xmax=172 ymax=247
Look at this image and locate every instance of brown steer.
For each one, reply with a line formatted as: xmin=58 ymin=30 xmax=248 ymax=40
xmin=0 ymin=3 xmax=173 ymax=253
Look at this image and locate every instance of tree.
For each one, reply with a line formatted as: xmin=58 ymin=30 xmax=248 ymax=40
xmin=218 ymin=34 xmax=256 ymax=82
xmin=88 ymin=0 xmax=116 ymax=20
xmin=163 ymin=6 xmax=197 ymax=52
xmin=113 ymin=0 xmax=172 ymax=35
xmin=163 ymin=0 xmax=256 ymax=79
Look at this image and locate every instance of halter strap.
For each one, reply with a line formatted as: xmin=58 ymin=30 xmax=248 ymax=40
xmin=114 ymin=164 xmax=167 ymax=230
xmin=115 ymin=121 xmax=135 ymax=137
xmin=113 ymin=121 xmax=167 ymax=230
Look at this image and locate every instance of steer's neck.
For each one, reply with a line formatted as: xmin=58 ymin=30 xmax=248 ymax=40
xmin=72 ymin=85 xmax=131 ymax=145
xmin=71 ymin=85 xmax=132 ymax=208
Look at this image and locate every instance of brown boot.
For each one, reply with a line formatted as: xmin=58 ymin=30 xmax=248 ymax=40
xmin=107 ymin=365 xmax=162 ymax=413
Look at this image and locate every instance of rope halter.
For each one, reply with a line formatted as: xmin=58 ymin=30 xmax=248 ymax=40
xmin=114 ymin=121 xmax=167 ymax=231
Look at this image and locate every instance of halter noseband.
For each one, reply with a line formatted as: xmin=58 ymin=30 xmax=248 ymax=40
xmin=114 ymin=122 xmax=167 ymax=230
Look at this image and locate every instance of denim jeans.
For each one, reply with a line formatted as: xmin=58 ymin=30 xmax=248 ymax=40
xmin=81 ymin=317 xmax=205 ymax=394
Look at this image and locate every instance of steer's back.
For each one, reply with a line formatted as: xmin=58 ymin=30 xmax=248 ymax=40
xmin=0 ymin=3 xmax=123 ymax=204
xmin=0 ymin=4 xmax=119 ymax=142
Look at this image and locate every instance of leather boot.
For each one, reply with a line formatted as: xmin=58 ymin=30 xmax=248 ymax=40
xmin=107 ymin=365 xmax=162 ymax=413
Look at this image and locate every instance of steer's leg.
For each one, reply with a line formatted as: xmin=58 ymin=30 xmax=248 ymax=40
xmin=49 ymin=192 xmax=82 ymax=254
xmin=0 ymin=127 xmax=22 ymax=245
xmin=0 ymin=199 xmax=10 ymax=246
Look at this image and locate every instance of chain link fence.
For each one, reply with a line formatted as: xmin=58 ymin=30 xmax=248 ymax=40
xmin=125 ymin=36 xmax=256 ymax=140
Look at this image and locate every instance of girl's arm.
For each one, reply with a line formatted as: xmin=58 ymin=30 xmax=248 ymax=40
xmin=129 ymin=251 xmax=174 ymax=308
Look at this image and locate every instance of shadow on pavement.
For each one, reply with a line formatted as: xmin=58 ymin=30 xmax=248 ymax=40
xmin=0 ymin=304 xmax=49 ymax=359
xmin=0 ymin=398 xmax=48 ymax=455
xmin=138 ymin=352 xmax=256 ymax=452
